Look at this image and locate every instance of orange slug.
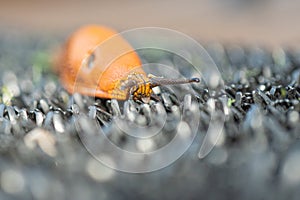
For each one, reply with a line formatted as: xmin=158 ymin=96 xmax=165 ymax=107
xmin=55 ymin=25 xmax=199 ymax=102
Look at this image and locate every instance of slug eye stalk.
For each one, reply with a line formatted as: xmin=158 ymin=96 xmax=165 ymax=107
xmin=149 ymin=76 xmax=200 ymax=88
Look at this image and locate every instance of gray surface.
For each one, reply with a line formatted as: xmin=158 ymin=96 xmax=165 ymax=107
xmin=0 ymin=32 xmax=299 ymax=200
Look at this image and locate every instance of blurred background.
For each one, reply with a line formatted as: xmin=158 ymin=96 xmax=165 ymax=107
xmin=0 ymin=1 xmax=300 ymax=200
xmin=0 ymin=0 xmax=300 ymax=47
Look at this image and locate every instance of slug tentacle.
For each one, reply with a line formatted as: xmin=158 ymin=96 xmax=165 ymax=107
xmin=149 ymin=76 xmax=200 ymax=88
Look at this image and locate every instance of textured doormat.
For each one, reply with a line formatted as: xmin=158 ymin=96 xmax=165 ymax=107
xmin=0 ymin=32 xmax=299 ymax=200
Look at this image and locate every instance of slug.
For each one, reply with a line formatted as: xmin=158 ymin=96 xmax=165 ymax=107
xmin=55 ymin=25 xmax=199 ymax=102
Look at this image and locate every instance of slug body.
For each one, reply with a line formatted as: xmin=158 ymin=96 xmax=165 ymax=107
xmin=56 ymin=25 xmax=199 ymax=102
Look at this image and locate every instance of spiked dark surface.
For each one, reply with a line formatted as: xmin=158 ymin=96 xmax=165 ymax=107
xmin=0 ymin=32 xmax=299 ymax=200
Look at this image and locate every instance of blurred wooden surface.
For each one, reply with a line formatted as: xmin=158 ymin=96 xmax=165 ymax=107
xmin=0 ymin=0 xmax=299 ymax=47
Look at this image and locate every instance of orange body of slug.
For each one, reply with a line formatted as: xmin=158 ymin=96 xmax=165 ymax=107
xmin=55 ymin=25 xmax=150 ymax=100
xmin=54 ymin=25 xmax=200 ymax=102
